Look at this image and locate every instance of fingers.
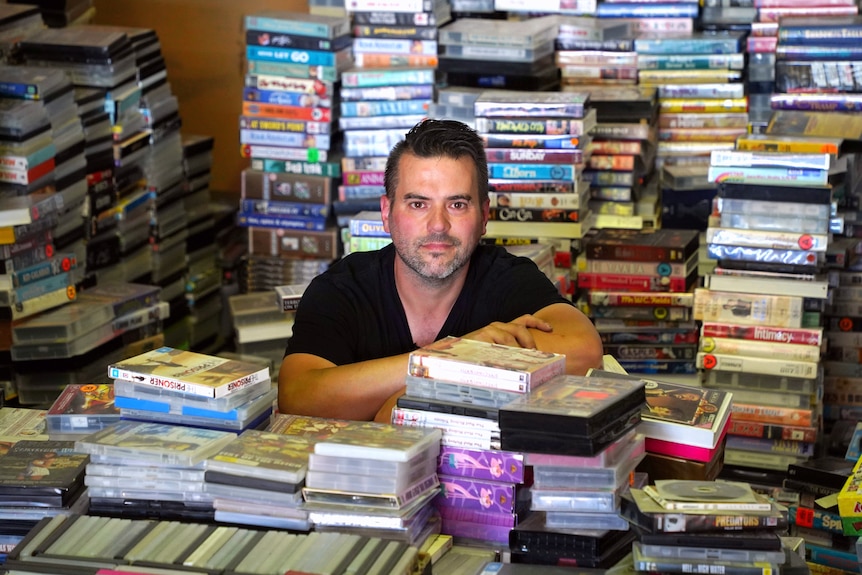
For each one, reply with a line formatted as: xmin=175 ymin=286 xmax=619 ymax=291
xmin=463 ymin=321 xmax=538 ymax=349
xmin=510 ymin=314 xmax=553 ymax=333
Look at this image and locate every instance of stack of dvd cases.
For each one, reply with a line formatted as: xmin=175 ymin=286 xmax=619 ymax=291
xmin=398 ymin=337 xmax=566 ymax=544
xmin=635 ymin=32 xmax=748 ymax=173
xmin=577 ymin=228 xmax=700 ymax=375
xmin=427 ymin=85 xmax=485 ymax=127
xmin=108 ymin=346 xmax=274 ymax=433
xmin=0 ymin=438 xmax=89 ymax=555
xmin=77 ymin=420 xmax=236 ymax=522
xmin=476 ymin=90 xmax=593 ymax=245
xmin=212 ymin=413 xmax=369 ymax=531
xmin=499 ymin=374 xmax=645 ymax=568
xmin=45 ymin=383 xmax=120 ymax=440
xmin=301 ymin=420 xmax=442 ymax=546
xmin=432 ymin=444 xmax=530 ymax=546
xmin=12 ymin=282 xmax=164 ymax=405
xmin=696 ymin=151 xmax=832 ymax=480
xmin=241 ymin=11 xmax=348 ymax=289
xmin=623 ymin=480 xmax=802 ymax=575
xmin=438 ymin=16 xmax=559 ymax=92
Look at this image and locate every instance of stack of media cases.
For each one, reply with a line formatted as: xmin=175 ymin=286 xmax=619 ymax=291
xmin=437 ymin=16 xmax=559 ymax=92
xmin=44 ymin=383 xmax=120 ymax=441
xmin=588 ymin=366 xmax=732 ymax=483
xmin=335 ymin=0 xmax=448 ymax=233
xmin=201 ymin=414 xmax=366 ymax=531
xmin=622 ymin=479 xmax=808 ymax=575
xmin=241 ymin=11 xmax=348 ymax=284
xmin=240 ymin=11 xmax=348 ymax=230
xmin=226 ymin=288 xmax=297 ymax=379
xmin=4 ymin=514 xmax=428 ymax=575
xmin=107 ymin=346 xmax=275 ymax=434
xmin=571 ymin=85 xmax=660 ymax=233
xmin=552 ymin=18 xmax=637 ymax=90
xmin=0 ymin=438 xmax=89 ymax=559
xmin=476 ymin=90 xmax=594 ymax=243
xmin=499 ymin=374 xmax=647 ymax=568
xmin=17 ymin=27 xmax=154 ymax=284
xmin=397 ymin=336 xmax=567 ymax=544
xmin=635 ymin=31 xmax=748 ymax=172
xmin=576 ymin=228 xmax=700 ymax=376
xmin=300 ymin=420 xmax=443 ymax=548
xmin=695 ymin=147 xmax=835 ymax=483
xmin=11 ymin=282 xmax=165 ymax=406
xmin=76 ymin=420 xmax=237 ymax=522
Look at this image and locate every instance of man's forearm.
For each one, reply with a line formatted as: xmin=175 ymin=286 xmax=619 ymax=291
xmin=277 ymin=353 xmax=411 ymax=421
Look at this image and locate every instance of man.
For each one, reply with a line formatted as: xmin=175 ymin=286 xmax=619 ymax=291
xmin=278 ymin=119 xmax=603 ymax=421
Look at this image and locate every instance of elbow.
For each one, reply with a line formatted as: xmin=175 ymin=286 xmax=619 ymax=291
xmin=567 ymin=329 xmax=605 ymax=376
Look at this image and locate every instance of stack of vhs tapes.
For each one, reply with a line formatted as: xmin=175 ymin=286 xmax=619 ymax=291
xmin=0 ymin=438 xmax=89 ymax=556
xmin=500 ymin=374 xmax=646 ymax=568
xmin=240 ymin=10 xmax=348 ymax=267
xmin=9 ymin=0 xmax=95 ymax=28
xmin=0 ymin=5 xmax=43 ymax=64
xmin=624 ymin=480 xmax=804 ymax=575
xmin=784 ymin=455 xmax=859 ymax=569
xmin=0 ymin=65 xmax=87 ymax=267
xmin=634 ymin=32 xmax=747 ymax=172
xmin=769 ymin=17 xmax=862 ymax=122
xmin=336 ymin=66 xmax=435 ymax=237
xmin=45 ymin=383 xmax=120 ymax=440
xmin=342 ymin=210 xmax=390 ymax=256
xmin=697 ymin=148 xmax=833 ymax=480
xmin=227 ymin=289 xmax=295 ymax=377
xmin=595 ymin=0 xmax=699 ymax=37
xmin=577 ymin=228 xmax=700 ymax=376
xmin=12 ymin=282 xmax=166 ymax=406
xmin=427 ymin=85 xmax=485 ymax=127
xmin=477 ymin=90 xmax=594 ymax=244
xmin=575 ymin=85 xmax=659 ymax=230
xmin=107 ymin=345 xmax=274 ymax=433
xmin=77 ymin=420 xmax=236 ymax=521
xmin=18 ymin=27 xmax=157 ymax=285
xmin=438 ymin=16 xmax=559 ymax=92
xmin=554 ymin=19 xmax=637 ymax=89
xmin=301 ymin=420 xmax=442 ymax=546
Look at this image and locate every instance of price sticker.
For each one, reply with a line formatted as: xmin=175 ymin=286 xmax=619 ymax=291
xmin=795 ymin=506 xmax=814 ymax=529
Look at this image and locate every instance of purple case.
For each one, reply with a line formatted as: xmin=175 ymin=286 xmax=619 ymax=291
xmin=437 ymin=446 xmax=525 ymax=483
xmin=436 ymin=475 xmax=519 ymax=513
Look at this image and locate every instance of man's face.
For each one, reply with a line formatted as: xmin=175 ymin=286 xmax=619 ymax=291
xmin=381 ymin=153 xmax=489 ymax=283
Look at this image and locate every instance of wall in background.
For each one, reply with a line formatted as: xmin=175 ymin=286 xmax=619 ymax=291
xmin=93 ymin=0 xmax=308 ymax=194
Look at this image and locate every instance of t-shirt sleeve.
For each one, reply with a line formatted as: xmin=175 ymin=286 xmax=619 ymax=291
xmin=491 ymin=256 xmax=572 ymax=321
xmin=283 ymin=276 xmax=359 ymax=366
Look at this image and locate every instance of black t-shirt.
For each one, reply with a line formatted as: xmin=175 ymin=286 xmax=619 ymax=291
xmin=285 ymin=243 xmax=572 ymax=365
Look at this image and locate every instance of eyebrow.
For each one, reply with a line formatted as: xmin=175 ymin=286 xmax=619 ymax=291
xmin=402 ymin=192 xmax=475 ymax=202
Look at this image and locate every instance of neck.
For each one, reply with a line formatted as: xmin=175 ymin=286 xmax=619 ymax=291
xmin=394 ymin=258 xmax=469 ymax=348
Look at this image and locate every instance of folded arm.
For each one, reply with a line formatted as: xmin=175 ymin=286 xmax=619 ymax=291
xmin=278 ymin=352 xmax=411 ymax=421
xmin=462 ymin=302 xmax=604 ymax=376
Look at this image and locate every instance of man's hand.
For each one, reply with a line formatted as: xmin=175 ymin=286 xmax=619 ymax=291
xmin=461 ymin=314 xmax=553 ymax=349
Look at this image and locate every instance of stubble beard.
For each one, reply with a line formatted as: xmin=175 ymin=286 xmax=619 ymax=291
xmin=395 ymin=233 xmax=473 ymax=287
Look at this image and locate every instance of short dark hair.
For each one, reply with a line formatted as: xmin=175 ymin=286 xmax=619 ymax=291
xmin=384 ymin=119 xmax=488 ymax=203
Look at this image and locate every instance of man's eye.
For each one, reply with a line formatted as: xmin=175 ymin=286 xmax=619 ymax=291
xmin=451 ymin=201 xmax=467 ymax=209
xmin=410 ymin=201 xmax=425 ymax=209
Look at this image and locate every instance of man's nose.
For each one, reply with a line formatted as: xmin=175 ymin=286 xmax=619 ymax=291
xmin=428 ymin=205 xmax=450 ymax=231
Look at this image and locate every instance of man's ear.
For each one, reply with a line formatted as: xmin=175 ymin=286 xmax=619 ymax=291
xmin=380 ymin=194 xmax=391 ymax=233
